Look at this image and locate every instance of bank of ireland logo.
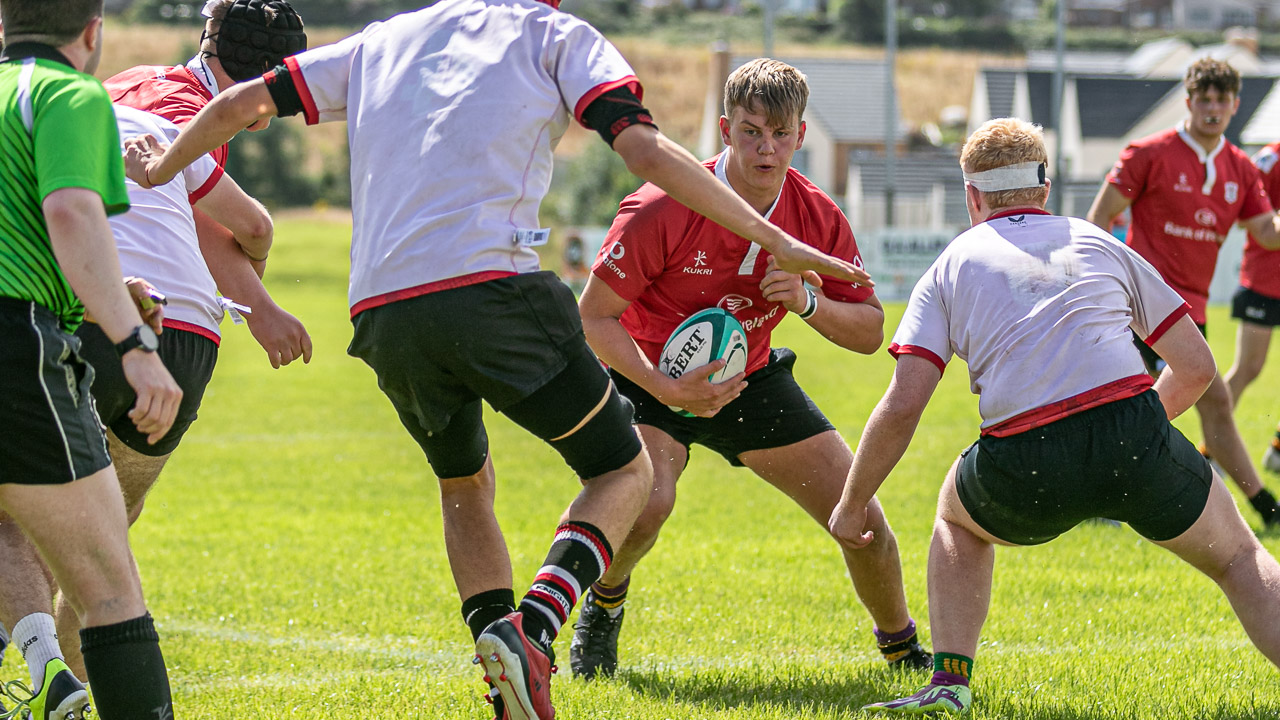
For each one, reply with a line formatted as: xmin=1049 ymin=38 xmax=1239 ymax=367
xmin=1195 ymin=208 xmax=1217 ymax=227
xmin=718 ymin=294 xmax=753 ymax=313
xmin=1225 ymin=181 xmax=1239 ymax=203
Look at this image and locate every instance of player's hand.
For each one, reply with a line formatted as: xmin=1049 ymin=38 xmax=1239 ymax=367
xmin=124 ymin=276 xmax=166 ymax=335
xmin=658 ymin=359 xmax=746 ymax=418
xmin=760 ymin=257 xmax=824 ymax=314
xmin=828 ymin=497 xmax=875 ymax=550
xmin=122 ymin=134 xmax=167 ymax=189
xmin=246 ymin=301 xmax=313 ymax=369
xmin=120 ymin=351 xmax=183 ymax=444
xmin=769 ymin=233 xmax=872 ymax=287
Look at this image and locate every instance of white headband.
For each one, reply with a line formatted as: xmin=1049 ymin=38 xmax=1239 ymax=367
xmin=962 ymin=161 xmax=1046 ymax=192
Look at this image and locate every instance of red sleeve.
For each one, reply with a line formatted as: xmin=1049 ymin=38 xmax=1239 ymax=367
xmin=1239 ymin=156 xmax=1273 ymax=219
xmin=806 ymin=191 xmax=874 ymax=304
xmin=590 ymin=185 xmax=682 ymax=302
xmin=1106 ymin=142 xmax=1150 ymax=200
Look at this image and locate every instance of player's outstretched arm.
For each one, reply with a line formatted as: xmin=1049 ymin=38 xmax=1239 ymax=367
xmin=580 ymin=275 xmax=744 ymax=417
xmin=829 ymin=355 xmax=940 ymax=550
xmin=1149 ymin=316 xmax=1216 ymax=419
xmin=43 ymin=188 xmax=182 ymax=443
xmin=611 ymin=124 xmax=872 ymax=286
xmin=125 ymin=80 xmax=278 ymax=189
xmin=1085 ymin=182 xmax=1132 ymax=231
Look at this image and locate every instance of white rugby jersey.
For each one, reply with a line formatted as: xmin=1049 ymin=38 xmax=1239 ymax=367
xmin=112 ymin=104 xmax=225 ymax=342
xmin=279 ymin=0 xmax=641 ymax=315
xmin=890 ymin=209 xmax=1189 ymax=435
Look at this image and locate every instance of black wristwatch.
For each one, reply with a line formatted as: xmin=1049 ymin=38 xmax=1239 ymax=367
xmin=114 ymin=324 xmax=159 ymax=357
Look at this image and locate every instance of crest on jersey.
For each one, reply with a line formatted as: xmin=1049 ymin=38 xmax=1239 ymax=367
xmin=1225 ymin=182 xmax=1239 ymax=203
xmin=717 ymin=294 xmax=753 ymax=314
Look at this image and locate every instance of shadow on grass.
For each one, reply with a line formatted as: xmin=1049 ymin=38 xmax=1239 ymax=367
xmin=617 ymin=664 xmax=1280 ymax=720
xmin=617 ymin=662 xmax=912 ymax=716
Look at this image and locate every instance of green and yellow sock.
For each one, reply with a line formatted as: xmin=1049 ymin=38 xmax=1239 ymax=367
xmin=931 ymin=652 xmax=973 ymax=687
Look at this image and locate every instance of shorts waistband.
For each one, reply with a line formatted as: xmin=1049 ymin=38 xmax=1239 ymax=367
xmin=0 ymin=296 xmax=56 ymax=324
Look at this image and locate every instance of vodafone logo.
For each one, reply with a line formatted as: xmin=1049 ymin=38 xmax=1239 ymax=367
xmin=717 ymin=294 xmax=753 ymax=313
xmin=1195 ymin=208 xmax=1217 ymax=227
xmin=609 ymin=243 xmax=625 ymax=260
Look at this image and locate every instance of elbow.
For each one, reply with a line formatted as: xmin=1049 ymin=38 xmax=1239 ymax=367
xmin=239 ymin=213 xmax=273 ymax=256
xmin=845 ymin=327 xmax=884 ymax=355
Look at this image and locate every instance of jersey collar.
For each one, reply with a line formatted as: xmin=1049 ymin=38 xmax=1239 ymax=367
xmin=0 ymin=43 xmax=74 ymax=68
xmin=714 ymin=150 xmax=784 ymax=221
xmin=185 ymin=54 xmax=221 ymax=97
xmin=1176 ymin=121 xmax=1225 ymax=195
xmin=985 ymin=207 xmax=1052 ymax=223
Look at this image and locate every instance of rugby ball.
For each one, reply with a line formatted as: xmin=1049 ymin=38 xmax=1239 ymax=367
xmin=658 ymin=308 xmax=748 ymax=415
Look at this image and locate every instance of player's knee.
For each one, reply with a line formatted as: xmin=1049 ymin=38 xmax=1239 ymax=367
xmin=548 ymin=388 xmax=644 ymax=480
xmin=632 ymin=482 xmax=676 ymax=539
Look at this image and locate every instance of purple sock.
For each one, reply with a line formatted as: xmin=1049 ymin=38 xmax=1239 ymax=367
xmin=874 ymin=619 xmax=918 ymax=646
xmin=931 ymin=670 xmax=969 ymax=687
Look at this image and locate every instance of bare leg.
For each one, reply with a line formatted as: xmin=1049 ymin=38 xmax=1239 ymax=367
xmin=1154 ymin=473 xmax=1280 ymax=666
xmin=1197 ymin=373 xmax=1265 ymax=497
xmin=0 ymin=512 xmax=57 ymax=632
xmin=0 ymin=467 xmax=146 ymax=630
xmin=592 ymin=425 xmax=686 ymax=587
xmin=740 ymin=431 xmax=912 ymax=633
xmin=1224 ymin=322 xmax=1272 ymax=405
xmin=57 ymin=432 xmax=169 ymax=679
xmin=926 ymin=459 xmax=1015 ymax=659
xmin=440 ymin=455 xmax=513 ymax=600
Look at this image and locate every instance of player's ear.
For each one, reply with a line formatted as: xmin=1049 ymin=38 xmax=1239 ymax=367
xmin=82 ymin=15 xmax=104 ymax=53
xmin=796 ymin=120 xmax=806 ymax=150
xmin=719 ymin=116 xmax=731 ymax=146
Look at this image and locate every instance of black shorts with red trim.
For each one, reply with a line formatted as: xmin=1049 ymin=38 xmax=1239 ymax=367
xmin=76 ymin=322 xmax=218 ymax=457
xmin=1231 ymin=285 xmax=1280 ymax=327
xmin=348 ymin=271 xmax=641 ymax=480
xmin=0 ymin=298 xmax=111 ymax=485
xmin=956 ymin=390 xmax=1211 ymax=545
xmin=611 ymin=347 xmax=835 ymax=468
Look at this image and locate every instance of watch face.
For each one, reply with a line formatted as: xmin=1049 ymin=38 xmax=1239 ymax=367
xmin=138 ymin=324 xmax=160 ymax=351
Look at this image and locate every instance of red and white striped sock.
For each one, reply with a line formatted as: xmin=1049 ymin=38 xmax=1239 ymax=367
xmin=518 ymin=521 xmax=613 ymax=648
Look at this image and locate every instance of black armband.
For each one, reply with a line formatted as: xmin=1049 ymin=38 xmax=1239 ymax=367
xmin=581 ymin=84 xmax=657 ymax=147
xmin=263 ymin=64 xmax=305 ymax=119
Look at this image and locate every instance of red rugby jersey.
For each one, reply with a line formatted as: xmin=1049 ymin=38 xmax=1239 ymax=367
xmin=1106 ymin=126 xmax=1271 ymax=323
xmin=592 ymin=153 xmax=873 ymax=377
xmin=1240 ymin=142 xmax=1280 ymax=299
xmin=105 ymin=63 xmax=228 ymax=168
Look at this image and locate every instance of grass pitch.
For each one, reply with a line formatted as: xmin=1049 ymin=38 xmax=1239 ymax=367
xmin=5 ymin=214 xmax=1278 ymax=719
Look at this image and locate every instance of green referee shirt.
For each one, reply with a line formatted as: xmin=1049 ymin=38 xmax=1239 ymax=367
xmin=0 ymin=42 xmax=130 ymax=332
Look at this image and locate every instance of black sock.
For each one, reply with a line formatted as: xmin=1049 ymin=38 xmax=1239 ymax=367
xmin=1250 ymin=488 xmax=1279 ymax=522
xmin=80 ymin=613 xmax=173 ymax=720
xmin=462 ymin=589 xmax=516 ymax=643
xmin=518 ymin=521 xmax=613 ymax=648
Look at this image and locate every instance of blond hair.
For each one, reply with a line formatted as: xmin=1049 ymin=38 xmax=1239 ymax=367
xmin=960 ymin=118 xmax=1049 ymax=210
xmin=723 ymin=58 xmax=808 ymax=128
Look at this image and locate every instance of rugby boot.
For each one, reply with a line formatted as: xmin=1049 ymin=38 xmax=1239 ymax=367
xmin=886 ymin=641 xmax=933 ymax=671
xmin=1247 ymin=487 xmax=1280 ymax=528
xmin=1262 ymin=439 xmax=1280 ymax=474
xmin=568 ymin=591 xmax=623 ymax=679
xmin=475 ymin=612 xmax=556 ymax=720
xmin=864 ymin=682 xmax=971 ymax=715
xmin=4 ymin=658 xmax=91 ymax=720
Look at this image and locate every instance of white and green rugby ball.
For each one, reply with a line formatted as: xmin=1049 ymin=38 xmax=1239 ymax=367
xmin=658 ymin=307 xmax=748 ymax=415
